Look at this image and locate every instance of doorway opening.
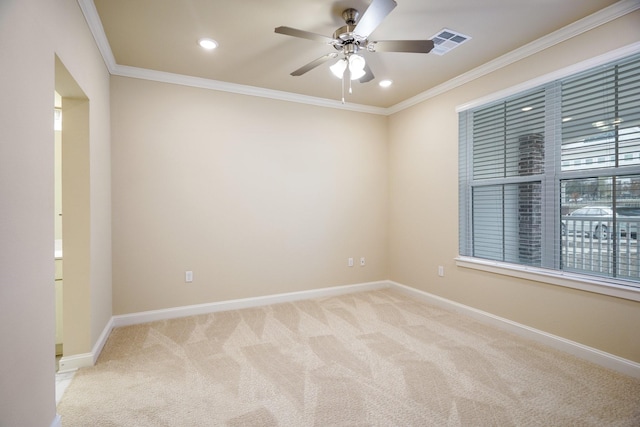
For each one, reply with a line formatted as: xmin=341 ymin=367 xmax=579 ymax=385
xmin=54 ymin=91 xmax=63 ymax=364
xmin=54 ymin=56 xmax=91 ymax=376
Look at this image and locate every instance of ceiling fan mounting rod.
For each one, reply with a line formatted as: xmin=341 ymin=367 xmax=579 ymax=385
xmin=342 ymin=8 xmax=359 ymax=25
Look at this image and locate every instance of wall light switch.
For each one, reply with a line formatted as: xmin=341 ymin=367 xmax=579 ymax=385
xmin=348 ymin=258 xmax=354 ymax=267
xmin=438 ymin=266 xmax=444 ymax=277
xmin=360 ymin=257 xmax=366 ymax=266
xmin=185 ymin=270 xmax=193 ymax=282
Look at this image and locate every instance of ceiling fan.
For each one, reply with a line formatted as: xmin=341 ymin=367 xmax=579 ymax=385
xmin=275 ymin=0 xmax=434 ymax=99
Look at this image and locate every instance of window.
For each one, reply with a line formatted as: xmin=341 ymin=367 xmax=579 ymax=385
xmin=459 ymin=53 xmax=640 ymax=288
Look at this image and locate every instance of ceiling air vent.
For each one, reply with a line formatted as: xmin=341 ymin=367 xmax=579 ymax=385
xmin=429 ymin=28 xmax=471 ymax=56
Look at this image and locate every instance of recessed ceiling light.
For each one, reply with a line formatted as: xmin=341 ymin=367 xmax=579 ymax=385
xmin=198 ymin=38 xmax=218 ymax=50
xmin=379 ymin=79 xmax=393 ymax=88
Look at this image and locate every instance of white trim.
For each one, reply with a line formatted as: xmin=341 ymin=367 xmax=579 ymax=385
xmin=77 ymin=0 xmax=116 ymax=72
xmin=50 ymin=414 xmax=62 ymax=427
xmin=57 ymin=316 xmax=114 ymax=371
xmin=57 ymin=282 xmax=389 ymax=371
xmin=111 ymin=65 xmax=388 ymax=116
xmin=389 ymin=281 xmax=640 ymax=378
xmin=81 ymin=279 xmax=638 ymax=380
xmin=78 ymin=0 xmax=639 ymax=115
xmin=455 ymin=41 xmax=640 ymax=112
xmin=455 ymin=256 xmax=640 ymax=302
xmin=91 ymin=316 xmax=115 ymax=364
xmin=112 ymin=281 xmax=390 ymax=328
xmin=57 ymin=352 xmax=92 ymax=373
xmin=389 ymin=0 xmax=640 ymax=114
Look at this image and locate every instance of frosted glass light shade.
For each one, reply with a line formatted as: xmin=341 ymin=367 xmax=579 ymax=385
xmin=330 ymin=55 xmax=367 ymax=80
xmin=348 ymin=55 xmax=365 ymax=80
xmin=349 ymin=67 xmax=366 ymax=80
xmin=330 ymin=59 xmax=347 ymax=78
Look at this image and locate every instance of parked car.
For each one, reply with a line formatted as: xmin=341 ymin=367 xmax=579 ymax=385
xmin=562 ymin=206 xmax=639 ymax=239
xmin=618 ymin=208 xmax=640 ymax=239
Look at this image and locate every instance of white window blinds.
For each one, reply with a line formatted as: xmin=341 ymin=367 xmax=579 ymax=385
xmin=460 ymin=52 xmax=640 ymax=287
xmin=561 ymin=55 xmax=640 ymax=172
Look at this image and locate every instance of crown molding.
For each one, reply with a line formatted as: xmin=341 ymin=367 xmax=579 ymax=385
xmin=77 ymin=0 xmax=116 ymax=72
xmin=76 ymin=0 xmax=385 ymax=115
xmin=111 ymin=64 xmax=388 ymax=115
xmin=455 ymin=41 xmax=640 ymax=113
xmin=386 ymin=0 xmax=640 ymax=114
xmin=79 ymin=0 xmax=639 ymax=116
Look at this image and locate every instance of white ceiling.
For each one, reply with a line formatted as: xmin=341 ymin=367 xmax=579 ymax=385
xmin=85 ymin=0 xmax=630 ymax=111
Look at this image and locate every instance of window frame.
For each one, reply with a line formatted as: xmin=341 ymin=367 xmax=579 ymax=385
xmin=457 ymin=46 xmax=640 ymax=302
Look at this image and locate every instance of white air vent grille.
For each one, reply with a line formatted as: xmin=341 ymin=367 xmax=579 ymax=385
xmin=430 ymin=28 xmax=471 ymax=56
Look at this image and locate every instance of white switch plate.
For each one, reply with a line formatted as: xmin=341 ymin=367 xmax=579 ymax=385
xmin=185 ymin=270 xmax=193 ymax=282
xmin=348 ymin=258 xmax=354 ymax=267
xmin=360 ymin=257 xmax=366 ymax=266
xmin=438 ymin=266 xmax=444 ymax=277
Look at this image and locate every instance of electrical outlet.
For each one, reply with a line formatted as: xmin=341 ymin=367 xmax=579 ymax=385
xmin=185 ymin=270 xmax=193 ymax=282
xmin=438 ymin=266 xmax=444 ymax=277
xmin=348 ymin=258 xmax=354 ymax=267
xmin=360 ymin=257 xmax=366 ymax=266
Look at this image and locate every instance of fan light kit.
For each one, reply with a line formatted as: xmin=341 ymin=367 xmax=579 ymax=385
xmin=330 ymin=54 xmax=366 ymax=80
xmin=275 ymin=0 xmax=439 ymax=103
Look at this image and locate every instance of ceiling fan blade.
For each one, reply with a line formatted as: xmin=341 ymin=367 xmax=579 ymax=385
xmin=275 ymin=26 xmax=336 ymax=44
xmin=291 ymin=53 xmax=339 ymax=76
xmin=359 ymin=64 xmax=375 ymax=83
xmin=371 ymin=40 xmax=435 ymax=53
xmin=354 ymin=0 xmax=397 ymax=38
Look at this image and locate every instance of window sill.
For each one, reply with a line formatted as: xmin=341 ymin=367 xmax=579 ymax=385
xmin=455 ymin=256 xmax=640 ymax=302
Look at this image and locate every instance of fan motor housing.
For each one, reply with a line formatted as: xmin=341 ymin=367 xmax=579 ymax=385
xmin=332 ymin=8 xmax=366 ymax=50
xmin=333 ymin=24 xmax=357 ymax=45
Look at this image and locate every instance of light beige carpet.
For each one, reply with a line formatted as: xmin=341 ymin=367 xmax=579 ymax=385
xmin=57 ymin=289 xmax=640 ymax=426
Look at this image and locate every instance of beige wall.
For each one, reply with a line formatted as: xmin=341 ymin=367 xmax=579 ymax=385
xmin=111 ymin=77 xmax=389 ymax=314
xmin=55 ymin=128 xmax=62 ymax=240
xmin=0 ymin=0 xmax=111 ymax=425
xmin=0 ymin=2 xmax=637 ymax=424
xmin=61 ymin=96 xmax=92 ymax=356
xmin=388 ymin=11 xmax=640 ymax=363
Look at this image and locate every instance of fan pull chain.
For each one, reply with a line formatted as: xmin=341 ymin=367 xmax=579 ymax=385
xmin=341 ymin=73 xmax=345 ymax=104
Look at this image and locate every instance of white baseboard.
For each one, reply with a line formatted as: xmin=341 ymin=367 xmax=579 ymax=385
xmin=112 ymin=281 xmax=390 ymax=328
xmin=92 ymin=316 xmax=115 ymax=364
xmin=62 ymin=281 xmax=389 ymax=370
xmin=58 ymin=317 xmax=114 ymax=372
xmin=58 ymin=352 xmax=93 ymax=373
xmin=389 ymin=281 xmax=640 ymax=379
xmin=50 ymin=414 xmax=62 ymax=427
xmin=75 ymin=278 xmax=639 ymax=380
